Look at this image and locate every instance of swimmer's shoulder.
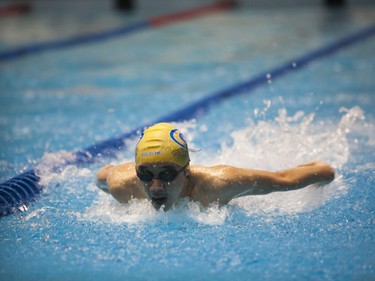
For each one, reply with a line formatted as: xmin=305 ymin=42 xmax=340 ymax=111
xmin=189 ymin=165 xmax=211 ymax=179
xmin=189 ymin=164 xmax=232 ymax=177
xmin=188 ymin=165 xmax=230 ymax=201
xmin=189 ymin=164 xmax=244 ymax=193
xmin=107 ymin=162 xmax=137 ymax=188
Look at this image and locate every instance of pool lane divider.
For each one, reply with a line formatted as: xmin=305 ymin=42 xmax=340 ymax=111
xmin=1 ymin=23 xmax=375 ymax=217
xmin=0 ymin=2 xmax=233 ymax=62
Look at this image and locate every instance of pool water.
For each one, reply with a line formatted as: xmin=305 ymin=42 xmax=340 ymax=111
xmin=1 ymin=4 xmax=374 ymax=281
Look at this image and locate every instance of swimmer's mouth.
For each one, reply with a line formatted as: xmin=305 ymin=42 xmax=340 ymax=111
xmin=151 ymin=196 xmax=167 ymax=209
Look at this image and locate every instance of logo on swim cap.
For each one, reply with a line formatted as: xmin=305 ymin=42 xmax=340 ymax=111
xmin=170 ymin=129 xmax=188 ymax=150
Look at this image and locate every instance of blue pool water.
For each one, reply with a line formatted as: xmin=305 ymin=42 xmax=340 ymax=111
xmin=1 ymin=4 xmax=375 ymax=281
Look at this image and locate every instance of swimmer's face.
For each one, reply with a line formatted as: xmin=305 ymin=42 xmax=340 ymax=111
xmin=136 ymin=163 xmax=189 ymax=211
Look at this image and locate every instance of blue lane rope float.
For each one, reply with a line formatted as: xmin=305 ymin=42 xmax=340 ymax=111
xmin=0 ymin=170 xmax=41 ymax=216
xmin=1 ymin=23 xmax=374 ymax=217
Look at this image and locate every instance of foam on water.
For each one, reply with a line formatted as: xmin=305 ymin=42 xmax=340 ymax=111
xmin=79 ymin=196 xmax=229 ymax=225
xmin=35 ymin=105 xmax=369 ymax=225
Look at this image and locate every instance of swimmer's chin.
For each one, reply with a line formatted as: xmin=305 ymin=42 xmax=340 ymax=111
xmin=150 ymin=197 xmax=170 ymax=211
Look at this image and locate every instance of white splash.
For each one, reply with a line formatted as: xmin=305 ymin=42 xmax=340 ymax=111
xmin=35 ymin=150 xmax=77 ymax=181
xmin=211 ymin=107 xmax=363 ymax=170
xmin=80 ymin=193 xmax=228 ymax=225
xmin=78 ymin=195 xmax=158 ymax=224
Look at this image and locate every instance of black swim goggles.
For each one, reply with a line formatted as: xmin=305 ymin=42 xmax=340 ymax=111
xmin=136 ymin=163 xmax=189 ymax=183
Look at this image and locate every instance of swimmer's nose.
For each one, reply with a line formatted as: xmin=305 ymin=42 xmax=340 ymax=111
xmin=149 ymin=179 xmax=165 ymax=193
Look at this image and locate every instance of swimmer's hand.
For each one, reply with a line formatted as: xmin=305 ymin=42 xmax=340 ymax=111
xmin=96 ymin=180 xmax=110 ymax=193
xmin=96 ymin=164 xmax=114 ymax=194
xmin=296 ymin=160 xmax=335 ymax=186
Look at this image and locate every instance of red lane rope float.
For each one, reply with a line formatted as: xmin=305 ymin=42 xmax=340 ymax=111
xmin=0 ymin=3 xmax=31 ymax=17
xmin=149 ymin=1 xmax=235 ymax=27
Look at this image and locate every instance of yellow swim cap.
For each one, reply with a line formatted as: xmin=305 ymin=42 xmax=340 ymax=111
xmin=135 ymin=123 xmax=190 ymax=167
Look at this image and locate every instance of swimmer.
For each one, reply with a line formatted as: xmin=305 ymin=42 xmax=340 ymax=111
xmin=96 ymin=122 xmax=335 ymax=211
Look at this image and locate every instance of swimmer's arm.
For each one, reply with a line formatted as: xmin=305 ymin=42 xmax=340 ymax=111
xmin=202 ymin=161 xmax=335 ymax=205
xmin=256 ymin=160 xmax=335 ymax=192
xmin=105 ymin=163 xmax=147 ymax=203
